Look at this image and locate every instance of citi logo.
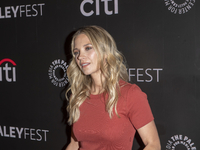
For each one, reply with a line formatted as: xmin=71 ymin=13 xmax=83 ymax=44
xmin=0 ymin=58 xmax=16 ymax=82
xmin=80 ymin=0 xmax=118 ymax=17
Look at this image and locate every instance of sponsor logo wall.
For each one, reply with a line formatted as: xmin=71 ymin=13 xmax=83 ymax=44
xmin=0 ymin=0 xmax=199 ymax=150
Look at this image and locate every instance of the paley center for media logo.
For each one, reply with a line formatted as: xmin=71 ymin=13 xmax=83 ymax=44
xmin=166 ymin=134 xmax=196 ymax=150
xmin=48 ymin=59 xmax=68 ymax=87
xmin=164 ymin=0 xmax=195 ymax=14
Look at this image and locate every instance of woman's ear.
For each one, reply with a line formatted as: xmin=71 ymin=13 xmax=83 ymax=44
xmin=104 ymin=55 xmax=108 ymax=63
xmin=105 ymin=54 xmax=108 ymax=60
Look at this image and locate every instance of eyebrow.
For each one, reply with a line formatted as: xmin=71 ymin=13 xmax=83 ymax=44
xmin=73 ymin=43 xmax=92 ymax=51
xmin=83 ymin=43 xmax=92 ymax=47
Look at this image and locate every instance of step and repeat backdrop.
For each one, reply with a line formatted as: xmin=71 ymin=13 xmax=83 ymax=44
xmin=0 ymin=0 xmax=199 ymax=150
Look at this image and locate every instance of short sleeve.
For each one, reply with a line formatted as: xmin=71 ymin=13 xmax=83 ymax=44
xmin=126 ymin=84 xmax=154 ymax=129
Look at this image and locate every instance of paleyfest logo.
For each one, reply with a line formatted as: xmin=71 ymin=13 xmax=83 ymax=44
xmin=0 ymin=125 xmax=49 ymax=142
xmin=48 ymin=59 xmax=68 ymax=87
xmin=164 ymin=0 xmax=195 ymax=14
xmin=0 ymin=3 xmax=45 ymax=19
xmin=166 ymin=134 xmax=196 ymax=150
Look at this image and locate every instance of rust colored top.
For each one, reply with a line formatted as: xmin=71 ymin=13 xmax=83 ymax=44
xmin=73 ymin=80 xmax=154 ymax=150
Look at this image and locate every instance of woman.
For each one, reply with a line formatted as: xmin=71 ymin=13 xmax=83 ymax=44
xmin=66 ymin=25 xmax=161 ymax=150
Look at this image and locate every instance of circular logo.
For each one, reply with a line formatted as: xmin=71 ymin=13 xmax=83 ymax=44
xmin=164 ymin=0 xmax=195 ymax=14
xmin=166 ymin=134 xmax=196 ymax=150
xmin=48 ymin=59 xmax=68 ymax=87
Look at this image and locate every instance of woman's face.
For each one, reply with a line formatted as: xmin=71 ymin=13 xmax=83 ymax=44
xmin=73 ymin=34 xmax=100 ymax=77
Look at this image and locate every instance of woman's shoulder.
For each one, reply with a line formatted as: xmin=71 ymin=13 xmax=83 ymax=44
xmin=119 ymin=80 xmax=141 ymax=92
xmin=119 ymin=80 xmax=147 ymax=101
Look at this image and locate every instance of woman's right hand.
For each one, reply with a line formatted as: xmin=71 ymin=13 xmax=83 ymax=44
xmin=65 ymin=127 xmax=79 ymax=150
xmin=65 ymin=140 xmax=79 ymax=150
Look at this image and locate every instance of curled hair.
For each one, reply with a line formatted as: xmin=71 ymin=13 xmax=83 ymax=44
xmin=66 ymin=25 xmax=128 ymax=125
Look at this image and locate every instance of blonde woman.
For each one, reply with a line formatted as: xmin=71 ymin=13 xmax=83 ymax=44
xmin=66 ymin=25 xmax=161 ymax=150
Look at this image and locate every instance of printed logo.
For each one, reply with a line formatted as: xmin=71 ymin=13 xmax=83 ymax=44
xmin=0 ymin=58 xmax=16 ymax=82
xmin=0 ymin=3 xmax=45 ymax=19
xmin=80 ymin=0 xmax=118 ymax=17
xmin=166 ymin=134 xmax=196 ymax=150
xmin=164 ymin=0 xmax=195 ymax=14
xmin=0 ymin=125 xmax=49 ymax=142
xmin=127 ymin=67 xmax=163 ymax=83
xmin=48 ymin=59 xmax=68 ymax=87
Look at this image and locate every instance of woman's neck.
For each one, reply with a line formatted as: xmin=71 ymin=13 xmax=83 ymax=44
xmin=91 ymin=74 xmax=105 ymax=95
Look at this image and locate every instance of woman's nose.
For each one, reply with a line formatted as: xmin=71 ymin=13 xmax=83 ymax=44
xmin=77 ymin=51 xmax=85 ymax=60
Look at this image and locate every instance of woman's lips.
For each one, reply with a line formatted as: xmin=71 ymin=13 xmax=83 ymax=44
xmin=81 ymin=63 xmax=90 ymax=68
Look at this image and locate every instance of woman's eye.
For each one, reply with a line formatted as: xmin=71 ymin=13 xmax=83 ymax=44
xmin=85 ymin=47 xmax=92 ymax=51
xmin=73 ymin=51 xmax=79 ymax=56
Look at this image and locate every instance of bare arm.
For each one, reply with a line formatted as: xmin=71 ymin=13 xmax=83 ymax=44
xmin=66 ymin=127 xmax=79 ymax=150
xmin=137 ymin=120 xmax=161 ymax=150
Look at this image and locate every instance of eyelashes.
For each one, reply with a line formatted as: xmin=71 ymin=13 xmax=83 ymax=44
xmin=73 ymin=46 xmax=93 ymax=56
xmin=85 ymin=46 xmax=92 ymax=51
xmin=73 ymin=51 xmax=78 ymax=56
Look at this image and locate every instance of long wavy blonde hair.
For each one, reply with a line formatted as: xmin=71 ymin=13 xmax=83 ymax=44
xmin=66 ymin=25 xmax=128 ymax=125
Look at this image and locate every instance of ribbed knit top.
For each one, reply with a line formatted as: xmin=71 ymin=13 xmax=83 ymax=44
xmin=73 ymin=80 xmax=154 ymax=150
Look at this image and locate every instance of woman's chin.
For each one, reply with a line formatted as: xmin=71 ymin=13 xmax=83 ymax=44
xmin=81 ymin=71 xmax=90 ymax=76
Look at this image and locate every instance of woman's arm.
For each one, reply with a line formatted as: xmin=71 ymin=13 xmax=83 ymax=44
xmin=66 ymin=128 xmax=79 ymax=150
xmin=137 ymin=120 xmax=161 ymax=150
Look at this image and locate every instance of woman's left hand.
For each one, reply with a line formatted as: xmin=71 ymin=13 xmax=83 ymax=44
xmin=137 ymin=120 xmax=161 ymax=150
